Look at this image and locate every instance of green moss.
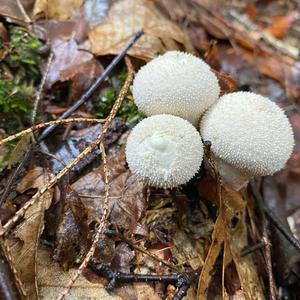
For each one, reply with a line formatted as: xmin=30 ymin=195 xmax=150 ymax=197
xmin=0 ymin=80 xmax=34 ymax=133
xmin=0 ymin=26 xmax=43 ymax=134
xmin=7 ymin=27 xmax=42 ymax=79
xmin=93 ymin=70 xmax=144 ymax=122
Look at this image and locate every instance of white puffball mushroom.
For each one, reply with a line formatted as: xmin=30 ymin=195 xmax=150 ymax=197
xmin=126 ymin=114 xmax=204 ymax=188
xmin=200 ymin=91 xmax=294 ymax=190
xmin=132 ymin=51 xmax=220 ymax=126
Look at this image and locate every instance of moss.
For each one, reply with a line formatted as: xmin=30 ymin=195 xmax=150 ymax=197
xmin=93 ymin=70 xmax=145 ymax=121
xmin=0 ymin=26 xmax=43 ymax=134
xmin=6 ymin=27 xmax=42 ymax=80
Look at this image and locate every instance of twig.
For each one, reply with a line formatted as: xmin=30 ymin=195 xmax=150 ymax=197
xmin=0 ymin=56 xmax=133 ymax=238
xmin=90 ymin=263 xmax=201 ymax=300
xmin=250 ymin=182 xmax=300 ymax=253
xmin=15 ymin=0 xmax=31 ymax=23
xmin=56 ymin=142 xmax=110 ymax=300
xmin=264 ymin=206 xmax=300 ymax=252
xmin=31 ymin=52 xmax=54 ymax=124
xmin=240 ymin=242 xmax=265 ymax=257
xmin=250 ymin=181 xmax=277 ymax=300
xmin=0 ymin=118 xmax=104 ymax=146
xmin=38 ymin=30 xmax=143 ymax=141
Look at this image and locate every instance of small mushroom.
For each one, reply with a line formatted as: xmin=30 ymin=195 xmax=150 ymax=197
xmin=200 ymin=91 xmax=294 ymax=190
xmin=126 ymin=114 xmax=204 ymax=188
xmin=132 ymin=51 xmax=220 ymax=126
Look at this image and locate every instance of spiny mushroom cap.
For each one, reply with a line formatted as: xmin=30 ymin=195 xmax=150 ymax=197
xmin=132 ymin=51 xmax=220 ymax=126
xmin=200 ymin=91 xmax=294 ymax=177
xmin=126 ymin=114 xmax=204 ymax=188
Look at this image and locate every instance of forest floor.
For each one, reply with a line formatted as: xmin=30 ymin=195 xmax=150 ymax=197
xmin=0 ymin=0 xmax=300 ymax=299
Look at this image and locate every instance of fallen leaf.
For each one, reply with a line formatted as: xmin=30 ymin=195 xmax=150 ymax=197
xmin=197 ymin=177 xmax=264 ymax=300
xmin=0 ymin=0 xmax=31 ymax=23
xmin=8 ymin=167 xmax=53 ymax=299
xmin=89 ymin=0 xmax=194 ymax=61
xmin=53 ymin=185 xmax=90 ymax=270
xmin=33 ymin=0 xmax=84 ymax=20
xmin=265 ymin=11 xmax=299 ymax=40
xmin=44 ymin=38 xmax=102 ymax=91
xmin=72 ymin=146 xmax=148 ymax=236
xmin=8 ymin=133 xmax=32 ymax=169
xmin=37 ymin=246 xmax=121 ymax=299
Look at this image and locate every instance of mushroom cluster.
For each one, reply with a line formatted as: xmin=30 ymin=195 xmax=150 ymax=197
xmin=126 ymin=51 xmax=294 ymax=190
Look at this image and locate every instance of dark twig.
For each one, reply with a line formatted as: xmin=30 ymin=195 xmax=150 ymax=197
xmin=90 ymin=262 xmax=201 ymax=300
xmin=250 ymin=181 xmax=300 ymax=253
xmin=0 ymin=30 xmax=143 ymax=207
xmin=38 ymin=30 xmax=143 ymax=141
xmin=240 ymin=242 xmax=265 ymax=257
xmin=250 ymin=181 xmax=277 ymax=299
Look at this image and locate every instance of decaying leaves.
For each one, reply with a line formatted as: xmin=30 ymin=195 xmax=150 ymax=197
xmin=37 ymin=246 xmax=120 ymax=300
xmin=7 ymin=133 xmax=32 ymax=169
xmin=44 ymin=38 xmax=102 ymax=91
xmin=89 ymin=0 xmax=194 ymax=60
xmin=197 ymin=176 xmax=264 ymax=300
xmin=72 ymin=147 xmax=147 ymax=235
xmin=33 ymin=0 xmax=84 ymax=20
xmin=7 ymin=167 xmax=53 ymax=299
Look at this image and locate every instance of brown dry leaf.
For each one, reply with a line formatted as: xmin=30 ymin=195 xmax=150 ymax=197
xmin=8 ymin=133 xmax=32 ymax=169
xmin=53 ymin=186 xmax=90 ymax=270
xmin=7 ymin=167 xmax=53 ymax=299
xmin=89 ymin=0 xmax=194 ymax=61
xmin=45 ymin=38 xmax=102 ymax=90
xmin=197 ymin=177 xmax=264 ymax=300
xmin=72 ymin=146 xmax=147 ymax=236
xmin=265 ymin=11 xmax=299 ymax=40
xmin=0 ymin=0 xmax=31 ymax=23
xmin=37 ymin=246 xmax=120 ymax=300
xmin=33 ymin=0 xmax=84 ymax=20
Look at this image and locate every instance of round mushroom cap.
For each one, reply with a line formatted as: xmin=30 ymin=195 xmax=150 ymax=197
xmin=126 ymin=114 xmax=204 ymax=188
xmin=200 ymin=91 xmax=294 ymax=177
xmin=132 ymin=51 xmax=220 ymax=126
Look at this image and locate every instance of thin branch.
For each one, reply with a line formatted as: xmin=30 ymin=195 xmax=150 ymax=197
xmin=250 ymin=181 xmax=277 ymax=300
xmin=38 ymin=30 xmax=143 ymax=141
xmin=90 ymin=263 xmax=201 ymax=300
xmin=0 ymin=118 xmax=104 ymax=146
xmin=31 ymin=52 xmax=54 ymax=124
xmin=250 ymin=181 xmax=300 ymax=253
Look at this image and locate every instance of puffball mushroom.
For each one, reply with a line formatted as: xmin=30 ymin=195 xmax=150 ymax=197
xmin=132 ymin=51 xmax=220 ymax=126
xmin=200 ymin=91 xmax=294 ymax=190
xmin=126 ymin=114 xmax=204 ymax=188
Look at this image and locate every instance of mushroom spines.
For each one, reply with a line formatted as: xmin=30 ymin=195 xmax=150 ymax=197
xmin=200 ymin=91 xmax=294 ymax=179
xmin=132 ymin=51 xmax=220 ymax=125
xmin=126 ymin=114 xmax=203 ymax=188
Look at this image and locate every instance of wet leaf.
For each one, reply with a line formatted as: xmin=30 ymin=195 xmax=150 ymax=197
xmin=33 ymin=0 xmax=84 ymax=20
xmin=197 ymin=177 xmax=264 ymax=300
xmin=8 ymin=167 xmax=53 ymax=299
xmin=72 ymin=146 xmax=147 ymax=236
xmin=37 ymin=246 xmax=120 ymax=299
xmin=53 ymin=185 xmax=89 ymax=270
xmin=44 ymin=38 xmax=102 ymax=91
xmin=89 ymin=0 xmax=194 ymax=61
xmin=0 ymin=0 xmax=30 ymax=23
